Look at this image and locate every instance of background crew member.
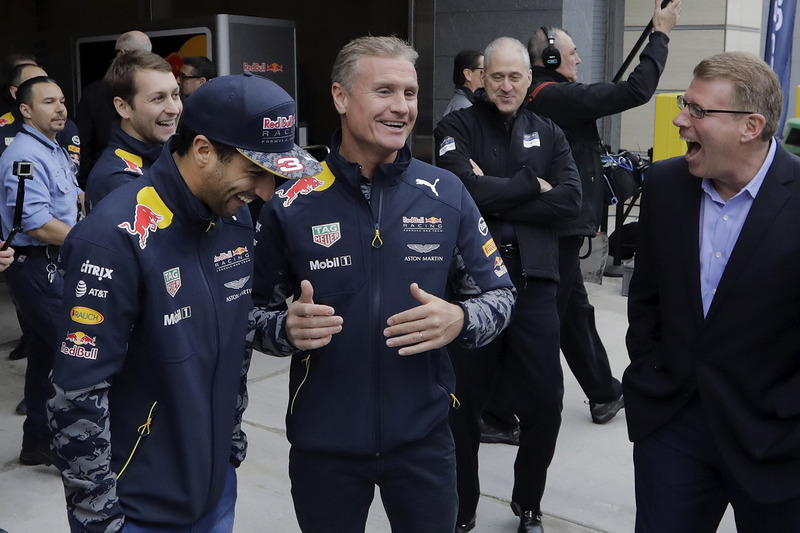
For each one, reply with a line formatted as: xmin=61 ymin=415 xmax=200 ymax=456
xmin=0 ymin=76 xmax=80 ymax=466
xmin=443 ymin=49 xmax=484 ymax=116
xmin=625 ymin=52 xmax=800 ymax=532
xmin=76 ymin=30 xmax=152 ymax=187
xmin=1 ymin=63 xmax=81 ymax=165
xmin=1 ymin=63 xmax=81 ymax=381
xmin=84 ymin=50 xmax=181 ymax=211
xmin=435 ymin=36 xmax=581 ymax=533
xmin=249 ymin=35 xmax=516 ymax=532
xmin=178 ymin=56 xmax=216 ymax=98
xmin=526 ymin=0 xmax=681 ymax=423
xmin=48 ymin=73 xmax=313 ymax=533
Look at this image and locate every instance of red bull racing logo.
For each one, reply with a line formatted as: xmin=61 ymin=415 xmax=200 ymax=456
xmin=117 ymin=187 xmax=174 ymax=250
xmin=61 ymin=331 xmax=98 ymax=360
xmin=214 ymin=246 xmax=251 ymax=273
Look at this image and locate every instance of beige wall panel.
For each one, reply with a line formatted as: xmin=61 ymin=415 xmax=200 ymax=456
xmin=621 ymin=101 xmax=658 ymax=153
xmin=726 ymin=0 xmax=764 ymax=28
xmin=724 ymin=29 xmax=762 ymax=53
xmin=625 ymin=0 xmax=727 ymax=26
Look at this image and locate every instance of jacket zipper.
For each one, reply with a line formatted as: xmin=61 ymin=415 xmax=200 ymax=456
xmin=199 ymin=227 xmax=222 ymax=511
xmin=370 ymin=178 xmax=384 ymax=456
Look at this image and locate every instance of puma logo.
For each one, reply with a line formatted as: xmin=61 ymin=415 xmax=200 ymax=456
xmin=416 ymin=178 xmax=440 ymax=197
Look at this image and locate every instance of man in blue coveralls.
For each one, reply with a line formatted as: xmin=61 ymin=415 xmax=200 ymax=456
xmin=0 ymin=75 xmax=81 ymax=466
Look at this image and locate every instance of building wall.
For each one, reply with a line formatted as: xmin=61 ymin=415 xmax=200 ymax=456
xmin=620 ymin=0 xmax=766 ymax=152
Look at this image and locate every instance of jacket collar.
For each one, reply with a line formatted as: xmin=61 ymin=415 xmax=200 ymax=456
xmin=327 ymin=129 xmax=412 ymax=188
xmin=531 ymin=66 xmax=569 ymax=84
xmin=146 ymin=139 xmax=217 ymax=231
xmin=110 ymin=123 xmax=164 ymax=167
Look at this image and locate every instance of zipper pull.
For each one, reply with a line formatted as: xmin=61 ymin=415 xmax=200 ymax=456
xmin=371 ymin=225 xmax=383 ymax=248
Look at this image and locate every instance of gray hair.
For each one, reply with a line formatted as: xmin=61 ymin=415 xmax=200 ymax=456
xmin=115 ymin=30 xmax=152 ymax=53
xmin=693 ymin=52 xmax=783 ymax=141
xmin=331 ymin=35 xmax=418 ymax=91
xmin=528 ymin=27 xmax=569 ymax=68
xmin=485 ymin=37 xmax=531 ymax=71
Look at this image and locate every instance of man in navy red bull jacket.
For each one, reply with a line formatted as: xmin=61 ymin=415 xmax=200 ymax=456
xmin=250 ymin=35 xmax=516 ymax=532
xmin=84 ymin=50 xmax=181 ymax=212
xmin=47 ymin=73 xmax=321 ymax=533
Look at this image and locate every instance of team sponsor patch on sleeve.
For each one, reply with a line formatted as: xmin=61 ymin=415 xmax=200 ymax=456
xmin=483 ymin=238 xmax=497 ymax=257
xmin=523 ymin=132 xmax=540 ymax=148
xmin=439 ymin=136 xmax=456 ymax=157
xmin=494 ymin=256 xmax=508 ymax=277
xmin=70 ymin=306 xmax=104 ymax=325
xmin=61 ymin=331 xmax=98 ymax=360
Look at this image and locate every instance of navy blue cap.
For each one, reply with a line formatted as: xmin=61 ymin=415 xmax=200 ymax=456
xmin=181 ymin=72 xmax=322 ymax=179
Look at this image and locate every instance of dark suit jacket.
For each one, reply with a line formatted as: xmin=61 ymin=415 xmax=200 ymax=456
xmin=623 ymin=144 xmax=800 ymax=504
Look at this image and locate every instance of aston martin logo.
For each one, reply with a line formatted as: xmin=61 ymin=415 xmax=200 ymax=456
xmin=224 ymin=276 xmax=251 ymax=290
xmin=407 ymin=244 xmax=440 ymax=253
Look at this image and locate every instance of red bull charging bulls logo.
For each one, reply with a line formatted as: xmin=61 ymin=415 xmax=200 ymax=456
xmin=274 ymin=162 xmax=336 ymax=208
xmin=61 ymin=331 xmax=98 ymax=360
xmin=117 ymin=187 xmax=174 ymax=249
xmin=119 ymin=204 xmax=164 ymax=249
xmin=276 ymin=176 xmax=323 ymax=207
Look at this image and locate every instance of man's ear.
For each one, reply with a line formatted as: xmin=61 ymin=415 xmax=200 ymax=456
xmin=19 ymin=102 xmax=31 ymax=120
xmin=332 ymin=82 xmax=347 ymax=115
xmin=113 ymin=96 xmax=132 ymax=120
xmin=9 ymin=86 xmax=18 ymax=100
xmin=742 ymin=113 xmax=767 ymax=143
xmin=198 ymin=77 xmax=208 ymax=86
xmin=191 ymin=134 xmax=214 ymax=168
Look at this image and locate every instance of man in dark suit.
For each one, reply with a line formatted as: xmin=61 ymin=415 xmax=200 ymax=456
xmin=624 ymin=51 xmax=800 ymax=532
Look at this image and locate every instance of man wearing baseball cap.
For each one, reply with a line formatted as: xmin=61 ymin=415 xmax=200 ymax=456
xmin=48 ymin=72 xmax=319 ymax=533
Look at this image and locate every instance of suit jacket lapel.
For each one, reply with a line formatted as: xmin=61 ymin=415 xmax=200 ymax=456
xmin=678 ymin=177 xmax=704 ymax=324
xmin=704 ymin=146 xmax=793 ymax=323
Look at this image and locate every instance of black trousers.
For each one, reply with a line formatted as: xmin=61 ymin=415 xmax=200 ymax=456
xmin=448 ymin=251 xmax=562 ymax=523
xmin=634 ymin=395 xmax=800 ymax=532
xmin=289 ymin=421 xmax=457 ymax=533
xmin=6 ymin=249 xmax=63 ymax=452
xmin=557 ymin=235 xmax=621 ymax=403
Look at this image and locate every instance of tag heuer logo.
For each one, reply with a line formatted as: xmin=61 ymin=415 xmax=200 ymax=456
xmin=163 ymin=267 xmax=181 ymax=297
xmin=312 ymin=222 xmax=341 ymax=248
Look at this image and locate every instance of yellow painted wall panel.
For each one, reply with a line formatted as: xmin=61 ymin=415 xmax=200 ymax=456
xmin=652 ymin=92 xmax=687 ymax=161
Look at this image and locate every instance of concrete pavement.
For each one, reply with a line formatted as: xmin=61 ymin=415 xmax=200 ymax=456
xmin=0 ymin=272 xmax=736 ymax=532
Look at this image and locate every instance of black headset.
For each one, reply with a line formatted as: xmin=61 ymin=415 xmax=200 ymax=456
xmin=540 ymin=26 xmax=561 ymax=70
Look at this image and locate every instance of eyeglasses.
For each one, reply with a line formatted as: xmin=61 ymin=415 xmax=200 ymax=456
xmin=677 ymin=95 xmax=753 ymax=120
xmin=471 ymin=67 xmax=484 ymax=71
xmin=176 ymin=72 xmax=202 ymax=82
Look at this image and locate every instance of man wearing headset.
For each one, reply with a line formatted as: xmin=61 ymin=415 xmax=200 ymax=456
xmin=526 ymin=0 xmax=681 ymax=424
